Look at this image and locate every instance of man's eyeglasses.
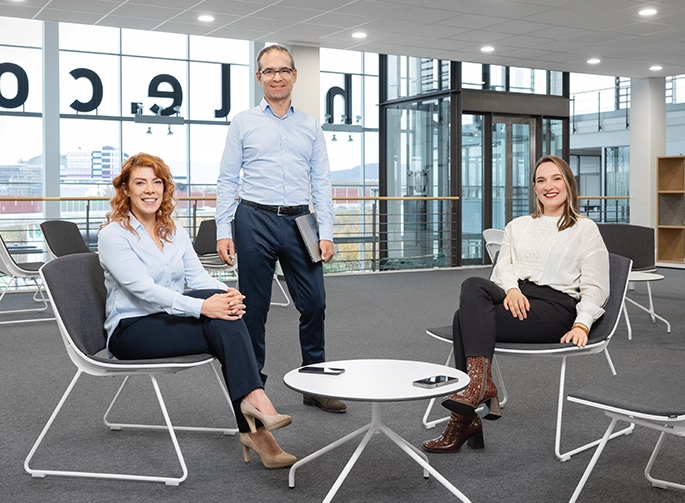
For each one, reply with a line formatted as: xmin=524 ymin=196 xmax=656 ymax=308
xmin=259 ymin=67 xmax=294 ymax=78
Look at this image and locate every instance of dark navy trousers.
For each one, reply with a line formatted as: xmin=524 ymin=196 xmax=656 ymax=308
xmin=234 ymin=202 xmax=326 ymax=383
xmin=108 ymin=289 xmax=263 ymax=433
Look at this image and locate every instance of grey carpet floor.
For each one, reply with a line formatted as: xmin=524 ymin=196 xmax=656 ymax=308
xmin=2 ymin=266 xmax=685 ymax=502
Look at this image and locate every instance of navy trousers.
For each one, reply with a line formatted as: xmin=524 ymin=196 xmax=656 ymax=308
xmin=452 ymin=277 xmax=577 ymax=372
xmin=234 ymin=201 xmax=326 ymax=383
xmin=108 ymin=289 xmax=263 ymax=433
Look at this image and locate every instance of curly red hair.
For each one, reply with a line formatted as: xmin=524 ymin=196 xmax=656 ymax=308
xmin=102 ymin=153 xmax=177 ymax=242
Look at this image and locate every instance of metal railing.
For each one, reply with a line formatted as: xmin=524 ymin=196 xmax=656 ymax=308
xmin=0 ymin=194 xmax=629 ymax=275
xmin=578 ymin=196 xmax=630 ymax=223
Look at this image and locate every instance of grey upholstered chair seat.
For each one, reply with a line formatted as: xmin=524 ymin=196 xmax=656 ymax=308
xmin=568 ymin=364 xmax=685 ymax=501
xmin=569 ymin=364 xmax=685 ymax=418
xmin=89 ymin=352 xmax=216 ymax=366
xmin=25 ymin=253 xmax=238 ymax=485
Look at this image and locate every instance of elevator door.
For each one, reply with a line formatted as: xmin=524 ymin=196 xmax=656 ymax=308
xmin=492 ymin=116 xmax=536 ymax=229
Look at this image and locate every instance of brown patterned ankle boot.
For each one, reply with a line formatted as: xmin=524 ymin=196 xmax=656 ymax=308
xmin=441 ymin=356 xmax=501 ymax=420
xmin=422 ymin=412 xmax=484 ymax=453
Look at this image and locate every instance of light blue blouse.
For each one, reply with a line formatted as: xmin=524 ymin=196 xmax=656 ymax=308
xmin=98 ymin=215 xmax=227 ymax=345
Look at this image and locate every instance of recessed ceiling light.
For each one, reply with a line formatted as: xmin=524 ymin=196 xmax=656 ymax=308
xmin=650 ymin=65 xmax=663 ymax=71
xmin=639 ymin=8 xmax=657 ymax=16
xmin=481 ymin=46 xmax=495 ymax=53
xmin=587 ymin=58 xmax=601 ymax=65
xmin=352 ymin=32 xmax=367 ymax=39
xmin=198 ymin=15 xmax=214 ymax=22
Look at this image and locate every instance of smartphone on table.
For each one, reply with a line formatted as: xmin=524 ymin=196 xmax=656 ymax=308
xmin=412 ymin=375 xmax=459 ymax=388
xmin=298 ymin=365 xmax=345 ymax=376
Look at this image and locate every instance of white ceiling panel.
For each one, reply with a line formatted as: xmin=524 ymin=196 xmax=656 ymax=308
xmin=36 ymin=9 xmax=104 ymax=24
xmin=359 ymin=17 xmax=426 ymax=35
xmin=0 ymin=5 xmax=42 ymax=18
xmin=48 ymin=0 xmax=119 ymax=14
xmin=172 ymin=11 xmax=241 ymax=25
xmin=250 ymin=5 xmax=322 ymax=22
xmin=424 ymin=0 xmax=507 ymax=13
xmin=1 ymin=0 xmax=685 ymax=78
xmin=437 ymin=14 xmax=509 ymax=30
xmin=192 ymin=1 xmax=269 ymax=16
xmin=107 ymin=4 xmax=184 ymax=21
xmin=130 ymin=0 xmax=203 ymax=8
xmin=335 ymin=1 xmax=405 ymax=18
xmin=388 ymin=6 xmax=458 ymax=24
xmin=449 ymin=30 xmax=513 ymax=45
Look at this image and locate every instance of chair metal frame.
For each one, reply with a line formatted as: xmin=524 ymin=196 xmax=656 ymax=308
xmin=194 ymin=219 xmax=291 ymax=307
xmin=0 ymin=233 xmax=52 ymax=324
xmin=568 ymin=384 xmax=685 ymax=501
xmin=482 ymin=228 xmax=504 ymax=263
xmin=422 ymin=254 xmax=635 ymax=462
xmin=24 ymin=254 xmax=238 ymax=486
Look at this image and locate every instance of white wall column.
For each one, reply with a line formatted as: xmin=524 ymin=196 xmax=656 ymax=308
xmin=42 ymin=21 xmax=60 ymax=219
xmin=290 ymin=45 xmax=320 ymax=120
xmin=629 ymin=77 xmax=666 ymax=227
xmin=249 ymin=42 xmax=265 ymax=107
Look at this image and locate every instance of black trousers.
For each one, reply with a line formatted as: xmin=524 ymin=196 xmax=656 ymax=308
xmin=109 ymin=290 xmax=263 ymax=433
xmin=452 ymin=277 xmax=578 ymax=372
xmin=234 ymin=201 xmax=326 ymax=384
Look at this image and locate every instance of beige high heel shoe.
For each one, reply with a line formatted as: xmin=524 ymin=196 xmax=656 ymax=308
xmin=240 ymin=400 xmax=292 ymax=433
xmin=239 ymin=433 xmax=296 ymax=469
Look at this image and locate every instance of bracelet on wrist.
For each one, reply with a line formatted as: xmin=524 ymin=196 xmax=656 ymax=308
xmin=572 ymin=323 xmax=589 ymax=335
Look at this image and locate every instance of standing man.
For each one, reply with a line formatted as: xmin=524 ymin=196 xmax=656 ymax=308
xmin=216 ymin=45 xmax=345 ymax=413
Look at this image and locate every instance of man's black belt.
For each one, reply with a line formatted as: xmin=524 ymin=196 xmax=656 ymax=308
xmin=241 ymin=199 xmax=308 ymax=216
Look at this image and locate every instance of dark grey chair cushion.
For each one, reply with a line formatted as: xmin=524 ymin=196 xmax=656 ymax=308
xmin=598 ymin=224 xmax=655 ymax=271
xmin=569 ymin=362 xmax=685 ymax=417
xmin=41 ymin=253 xmax=213 ymax=365
xmin=193 ymin=219 xmax=218 ymax=256
xmin=40 ymin=220 xmax=92 ymax=257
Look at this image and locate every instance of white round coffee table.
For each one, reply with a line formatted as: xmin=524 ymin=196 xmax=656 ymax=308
xmin=284 ymin=359 xmax=470 ymax=502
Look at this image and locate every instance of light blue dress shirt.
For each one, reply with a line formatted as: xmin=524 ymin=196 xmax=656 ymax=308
xmin=216 ymin=98 xmax=334 ymax=241
xmin=98 ymin=215 xmax=227 ymax=346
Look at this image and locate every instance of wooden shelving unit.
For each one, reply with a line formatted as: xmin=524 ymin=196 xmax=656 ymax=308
xmin=657 ymin=156 xmax=685 ymax=263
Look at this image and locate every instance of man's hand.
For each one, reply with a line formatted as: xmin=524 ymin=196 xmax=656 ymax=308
xmin=503 ymin=288 xmax=530 ymax=320
xmin=319 ymin=239 xmax=334 ymax=263
xmin=217 ymin=238 xmax=236 ymax=266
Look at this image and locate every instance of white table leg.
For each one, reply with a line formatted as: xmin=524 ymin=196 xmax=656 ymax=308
xmin=322 ymin=426 xmax=377 ymax=503
xmin=290 ymin=401 xmax=471 ymax=503
xmin=624 ymin=296 xmax=671 ymax=333
xmin=379 ymin=423 xmax=472 ymax=502
xmin=289 ymin=423 xmax=371 ymax=488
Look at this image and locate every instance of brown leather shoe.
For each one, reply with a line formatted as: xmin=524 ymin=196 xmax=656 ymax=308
xmin=441 ymin=356 xmax=501 ymax=420
xmin=422 ymin=412 xmax=484 ymax=453
xmin=303 ymin=394 xmax=347 ymax=413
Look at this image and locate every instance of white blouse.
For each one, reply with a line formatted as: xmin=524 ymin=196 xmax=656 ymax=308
xmin=491 ymin=215 xmax=610 ymax=331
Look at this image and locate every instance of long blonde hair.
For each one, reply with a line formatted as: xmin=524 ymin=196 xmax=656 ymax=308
xmin=101 ymin=153 xmax=177 ymax=242
xmin=531 ymin=155 xmax=580 ymax=231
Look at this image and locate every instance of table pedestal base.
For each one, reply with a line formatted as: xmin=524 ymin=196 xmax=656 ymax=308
xmin=289 ymin=402 xmax=471 ymax=503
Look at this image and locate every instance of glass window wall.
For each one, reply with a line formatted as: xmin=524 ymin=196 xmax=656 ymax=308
xmin=386 ymin=55 xmax=450 ymax=100
xmin=462 ymin=114 xmax=484 ymax=262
